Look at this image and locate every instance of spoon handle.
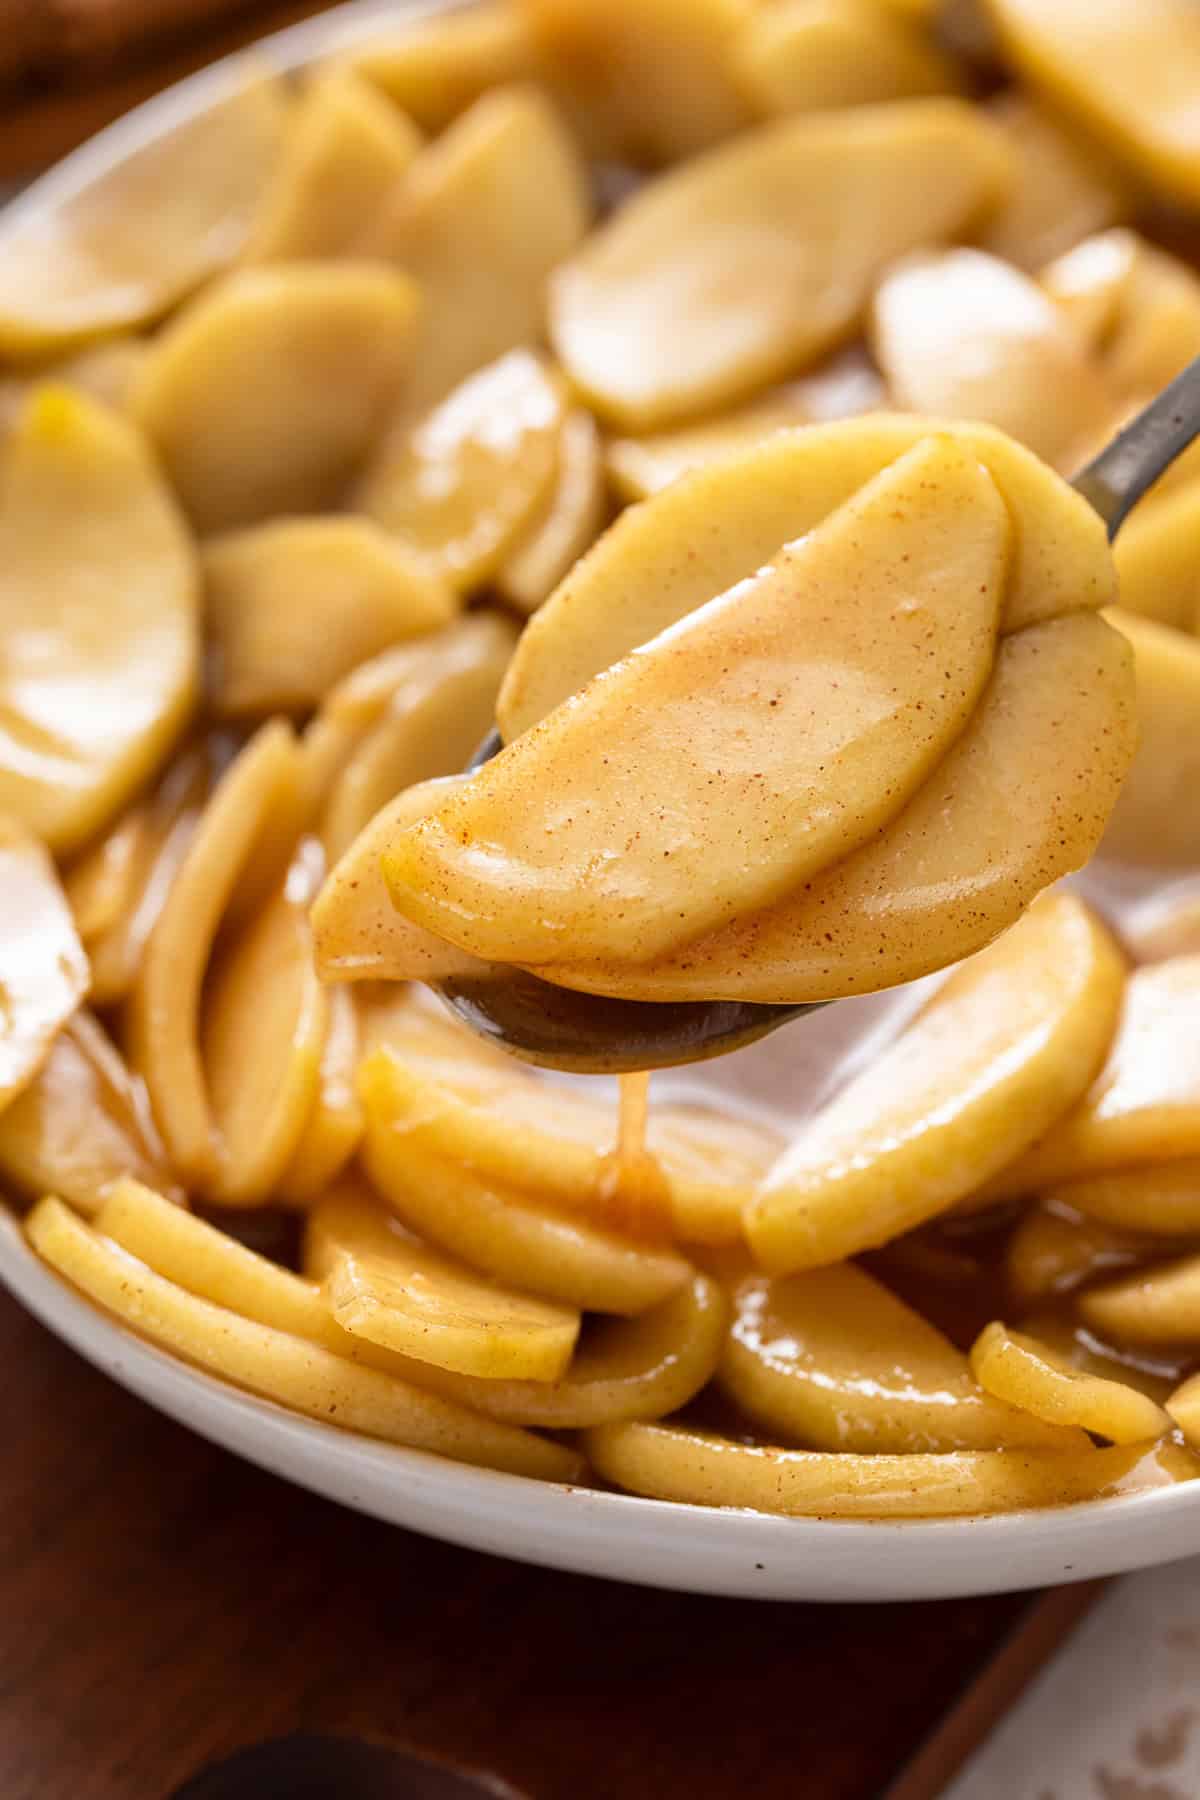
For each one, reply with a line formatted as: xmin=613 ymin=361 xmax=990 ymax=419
xmin=1072 ymin=353 xmax=1200 ymax=539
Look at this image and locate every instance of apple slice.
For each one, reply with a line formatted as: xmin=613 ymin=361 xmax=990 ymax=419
xmin=0 ymin=387 xmax=198 ymax=855
xmin=549 ymin=98 xmax=1010 ymax=430
xmin=1048 ymin=1163 xmax=1200 ymax=1237
xmin=745 ymin=893 xmax=1125 ymax=1274
xmin=1102 ymin=609 xmax=1200 ymax=866
xmin=1004 ymin=1202 xmax=1154 ymax=1311
xmin=0 ymin=820 xmax=89 ymax=1113
xmin=979 ymin=94 xmax=1131 ymax=272
xmin=277 ymin=986 xmax=364 ymax=1206
xmin=349 ymin=6 xmax=538 ymax=134
xmin=736 ymin=0 xmax=959 ymax=117
xmin=384 ymin=437 xmax=1007 ymax=966
xmin=971 ymin=1320 xmax=1172 ymax=1443
xmin=496 ymin=408 xmax=606 ymax=616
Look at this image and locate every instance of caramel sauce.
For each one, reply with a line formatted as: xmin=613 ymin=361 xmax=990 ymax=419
xmin=596 ymin=1070 xmax=673 ymax=1239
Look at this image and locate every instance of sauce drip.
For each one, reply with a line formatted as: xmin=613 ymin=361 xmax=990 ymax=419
xmin=597 ymin=1070 xmax=673 ymax=1238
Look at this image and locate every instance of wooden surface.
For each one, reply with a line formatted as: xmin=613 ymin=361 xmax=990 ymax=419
xmin=1 ymin=1284 xmax=1092 ymax=1800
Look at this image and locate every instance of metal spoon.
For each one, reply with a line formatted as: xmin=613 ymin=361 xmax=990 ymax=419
xmin=435 ymin=358 xmax=1200 ymax=1073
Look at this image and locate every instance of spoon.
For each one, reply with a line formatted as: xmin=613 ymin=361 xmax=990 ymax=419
xmin=436 ymin=357 xmax=1200 ymax=1074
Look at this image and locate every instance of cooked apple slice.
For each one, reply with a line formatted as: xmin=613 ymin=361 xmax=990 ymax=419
xmin=1080 ymin=1255 xmax=1200 ymax=1348
xmin=1102 ymin=611 xmax=1200 ymax=867
xmin=970 ymin=1320 xmax=1170 ymax=1444
xmin=1108 ymin=482 xmax=1200 ymax=633
xmin=1004 ymin=1202 xmax=1155 ymax=1310
xmin=1040 ymin=230 xmax=1140 ymax=351
xmin=247 ymin=68 xmax=422 ymax=262
xmin=539 ymin=613 xmax=1134 ymax=1004
xmin=204 ymin=517 xmax=456 ymax=717
xmin=987 ymin=0 xmax=1200 ymax=208
xmin=0 ymin=337 xmax=148 ymax=442
xmin=355 ymin=989 xmax=783 ymax=1246
xmin=1105 ymin=240 xmax=1200 ymax=397
xmin=995 ymin=955 xmax=1200 ymax=1196
xmin=872 ymin=248 xmax=1113 ymax=468
xmin=0 ymin=70 xmax=288 ymax=357
xmin=349 ymin=6 xmax=538 ymax=133
xmin=1049 ymin=1163 xmax=1200 ymax=1237
xmin=385 ymin=438 xmax=1008 ymax=966
xmin=128 ymin=721 xmax=304 ymax=1184
xmin=132 ymin=263 xmax=421 ymax=533
xmin=721 ymin=1264 xmax=1086 ymax=1453
xmin=584 ymin=1419 xmax=1191 ymax=1517
xmin=359 ymin=351 xmax=567 ymax=591
xmin=979 ymin=94 xmax=1131 ymax=272
xmin=1012 ymin=1312 xmax=1183 ymax=1405
xmin=0 ymin=1011 xmax=177 ymax=1212
xmin=496 ymin=409 xmax=607 ymax=616
xmin=27 ymin=1195 xmax=581 ymax=1483
xmin=549 ymin=98 xmax=1010 ymax=430
xmin=736 ymin=0 xmax=959 ymax=117
xmin=0 ymin=387 xmax=198 ymax=854
xmin=745 ymin=894 xmax=1125 ymax=1274
xmin=362 ymin=87 xmax=589 ymax=412
xmin=498 ymin=416 xmax=1114 ymax=740
xmin=0 ymin=820 xmax=89 ymax=1112
xmin=277 ymin=986 xmax=363 ymax=1206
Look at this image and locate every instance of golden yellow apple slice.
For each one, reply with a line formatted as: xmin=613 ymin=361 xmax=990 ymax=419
xmin=357 ymin=1107 xmax=692 ymax=1315
xmin=247 ymin=68 xmax=422 ymax=262
xmin=994 ymin=956 xmax=1200 ymax=1195
xmin=200 ymin=842 xmax=329 ymax=1206
xmin=519 ymin=0 xmax=753 ymax=164
xmin=736 ymin=0 xmax=959 ymax=117
xmin=1114 ymin=481 xmax=1200 ymax=634
xmin=356 ymin=990 xmax=782 ymax=1246
xmin=128 ymin=720 xmax=303 ymax=1185
xmin=721 ymin=1264 xmax=1087 ymax=1452
xmin=978 ymin=94 xmax=1131 ymax=272
xmin=132 ymin=263 xmax=421 ymax=534
xmin=1013 ymin=1312 xmax=1184 ymax=1406
xmin=1049 ymin=1164 xmax=1200 ymax=1238
xmin=987 ymin=0 xmax=1200 ymax=208
xmin=0 ymin=337 xmax=148 ymax=442
xmin=539 ymin=613 xmax=1135 ymax=1004
xmin=363 ymin=87 xmax=589 ymax=413
xmin=1004 ymin=1202 xmax=1153 ymax=1310
xmin=549 ymin=98 xmax=1010 ymax=430
xmin=499 ymin=416 xmax=1114 ymax=739
xmin=349 ymin=6 xmax=537 ymax=133
xmin=871 ymin=248 xmax=1112 ymax=468
xmin=0 ymin=387 xmax=199 ymax=854
xmin=0 ymin=819 xmax=89 ymax=1112
xmin=0 ymin=70 xmax=288 ymax=357
xmin=204 ymin=517 xmax=456 ymax=717
xmin=496 ymin=409 xmax=607 ymax=616
xmin=745 ymin=894 xmax=1125 ymax=1274
xmin=1101 ymin=611 xmax=1200 ymax=868
xmin=385 ymin=437 xmax=1008 ymax=966
xmin=585 ymin=1419 xmax=1191 ymax=1517
xmin=359 ymin=350 xmax=567 ymax=591
xmin=970 ymin=1321 xmax=1170 ymax=1444
xmin=1080 ymin=1256 xmax=1200 ymax=1348
xmin=277 ymin=986 xmax=364 ymax=1206
xmin=0 ymin=1012 xmax=177 ymax=1213
xmin=65 ymin=806 xmax=149 ymax=947
xmin=27 ymin=1196 xmax=580 ymax=1482
xmin=1105 ymin=240 xmax=1200 ymax=397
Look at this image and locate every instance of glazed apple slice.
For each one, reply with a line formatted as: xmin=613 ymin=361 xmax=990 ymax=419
xmin=383 ymin=436 xmax=1007 ymax=966
xmin=0 ymin=820 xmax=90 ymax=1112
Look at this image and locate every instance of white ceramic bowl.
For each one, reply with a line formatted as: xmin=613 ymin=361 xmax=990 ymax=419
xmin=6 ymin=0 xmax=1200 ymax=1603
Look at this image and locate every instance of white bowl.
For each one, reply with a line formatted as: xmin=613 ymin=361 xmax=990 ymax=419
xmin=7 ymin=0 xmax=1200 ymax=1603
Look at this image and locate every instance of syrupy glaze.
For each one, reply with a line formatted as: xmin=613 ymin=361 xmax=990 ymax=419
xmin=596 ymin=1070 xmax=673 ymax=1239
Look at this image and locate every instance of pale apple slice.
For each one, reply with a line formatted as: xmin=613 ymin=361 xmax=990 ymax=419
xmin=204 ymin=517 xmax=456 ymax=717
xmin=1080 ymin=1256 xmax=1200 ymax=1348
xmin=132 ymin=263 xmax=421 ymax=533
xmin=349 ymin=5 xmax=538 ymax=133
xmin=0 ymin=70 xmax=288 ymax=357
xmin=384 ymin=438 xmax=1008 ymax=967
xmin=357 ymin=1100 xmax=693 ymax=1314
xmin=27 ymin=1196 xmax=581 ymax=1483
xmin=548 ymin=98 xmax=1010 ymax=430
xmin=720 ymin=1263 xmax=1087 ymax=1452
xmin=1111 ymin=481 xmax=1200 ymax=633
xmin=872 ymin=248 xmax=1113 ymax=468
xmin=362 ymin=87 xmax=589 ymax=413
xmin=1049 ymin=1163 xmax=1200 ymax=1237
xmin=994 ymin=955 xmax=1200 ymax=1195
xmin=987 ymin=0 xmax=1200 ymax=208
xmin=1040 ymin=230 xmax=1140 ymax=352
xmin=1105 ymin=240 xmax=1200 ymax=397
xmin=0 ymin=387 xmax=199 ymax=854
xmin=246 ymin=68 xmax=422 ymax=262
xmin=0 ymin=1011 xmax=177 ymax=1213
xmin=978 ymin=94 xmax=1131 ymax=272
xmin=534 ymin=612 xmax=1134 ymax=1005
xmin=745 ymin=894 xmax=1125 ymax=1274
xmin=970 ymin=1320 xmax=1171 ymax=1444
xmin=359 ymin=350 xmax=567 ymax=591
xmin=128 ymin=720 xmax=304 ymax=1184
xmin=496 ymin=409 xmax=607 ymax=616
xmin=0 ymin=820 xmax=88 ymax=1112
xmin=1004 ymin=1202 xmax=1155 ymax=1310
xmin=1102 ymin=610 xmax=1200 ymax=867
xmin=355 ymin=989 xmax=783 ymax=1246
xmin=498 ymin=416 xmax=1115 ymax=740
xmin=736 ymin=0 xmax=959 ymax=117
xmin=277 ymin=985 xmax=364 ymax=1206
xmin=584 ymin=1419 xmax=1193 ymax=1517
